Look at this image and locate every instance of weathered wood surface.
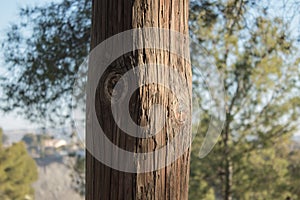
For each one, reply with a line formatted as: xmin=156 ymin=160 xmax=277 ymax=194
xmin=86 ymin=0 xmax=191 ymax=199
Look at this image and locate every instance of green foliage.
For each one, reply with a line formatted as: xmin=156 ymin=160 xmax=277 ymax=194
xmin=0 ymin=128 xmax=4 ymax=148
xmin=189 ymin=0 xmax=300 ymax=199
xmin=189 ymin=121 xmax=217 ymax=200
xmin=0 ymin=130 xmax=38 ymax=200
xmin=0 ymin=0 xmax=91 ymax=124
xmin=288 ymin=143 xmax=300 ymax=198
xmin=70 ymin=156 xmax=85 ymax=196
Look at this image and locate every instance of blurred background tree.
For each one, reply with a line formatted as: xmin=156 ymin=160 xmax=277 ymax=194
xmin=189 ymin=0 xmax=300 ymax=199
xmin=0 ymin=128 xmax=38 ymax=200
xmin=1 ymin=0 xmax=300 ymax=199
xmin=0 ymin=0 xmax=91 ymax=124
xmin=70 ymin=155 xmax=85 ymax=197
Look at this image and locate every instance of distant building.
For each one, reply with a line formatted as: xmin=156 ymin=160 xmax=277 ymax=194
xmin=44 ymin=139 xmax=67 ymax=149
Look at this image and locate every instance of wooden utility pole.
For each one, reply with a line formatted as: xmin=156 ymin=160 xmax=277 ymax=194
xmin=86 ymin=0 xmax=191 ymax=199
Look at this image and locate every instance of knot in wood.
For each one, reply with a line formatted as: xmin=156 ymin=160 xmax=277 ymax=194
xmin=103 ymin=72 xmax=127 ymax=102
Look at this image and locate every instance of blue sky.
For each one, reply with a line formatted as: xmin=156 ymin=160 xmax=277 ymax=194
xmin=0 ymin=0 xmax=61 ymax=33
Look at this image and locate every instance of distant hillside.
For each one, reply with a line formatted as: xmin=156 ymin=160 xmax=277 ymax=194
xmin=33 ymin=156 xmax=84 ymax=200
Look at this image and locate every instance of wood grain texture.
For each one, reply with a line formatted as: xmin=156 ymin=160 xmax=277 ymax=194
xmin=87 ymin=0 xmax=191 ymax=199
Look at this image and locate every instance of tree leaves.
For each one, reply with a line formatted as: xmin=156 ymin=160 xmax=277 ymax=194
xmin=0 ymin=0 xmax=91 ymax=124
xmin=0 ymin=129 xmax=38 ymax=200
xmin=189 ymin=0 xmax=300 ymax=199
